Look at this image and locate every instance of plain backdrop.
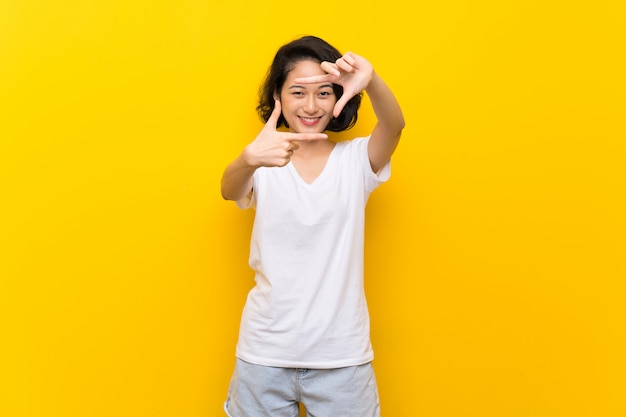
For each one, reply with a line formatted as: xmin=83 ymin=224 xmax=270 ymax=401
xmin=1 ymin=1 xmax=625 ymax=416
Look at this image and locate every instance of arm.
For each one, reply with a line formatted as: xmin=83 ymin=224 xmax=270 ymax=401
xmin=220 ymin=153 xmax=257 ymax=201
xmin=365 ymin=71 xmax=405 ymax=173
xmin=294 ymin=52 xmax=405 ymax=173
xmin=221 ymin=100 xmax=328 ymax=201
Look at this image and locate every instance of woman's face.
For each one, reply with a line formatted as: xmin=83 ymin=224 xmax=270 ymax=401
xmin=279 ymin=59 xmax=337 ymax=133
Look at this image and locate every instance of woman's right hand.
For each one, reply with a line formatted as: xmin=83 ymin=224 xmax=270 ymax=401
xmin=243 ymin=100 xmax=328 ymax=168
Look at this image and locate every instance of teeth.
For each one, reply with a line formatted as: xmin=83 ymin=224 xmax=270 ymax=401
xmin=301 ymin=117 xmax=318 ymax=122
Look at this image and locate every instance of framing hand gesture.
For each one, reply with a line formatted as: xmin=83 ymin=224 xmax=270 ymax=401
xmin=295 ymin=52 xmax=374 ymax=118
xmin=243 ymin=100 xmax=328 ymax=168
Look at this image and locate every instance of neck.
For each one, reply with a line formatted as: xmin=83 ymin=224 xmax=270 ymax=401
xmin=292 ymin=138 xmax=334 ymax=160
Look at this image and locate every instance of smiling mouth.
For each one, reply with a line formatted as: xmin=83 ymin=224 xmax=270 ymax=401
xmin=299 ymin=116 xmax=321 ymax=125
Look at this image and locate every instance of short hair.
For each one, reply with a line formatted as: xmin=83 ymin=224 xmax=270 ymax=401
xmin=256 ymin=36 xmax=362 ymax=132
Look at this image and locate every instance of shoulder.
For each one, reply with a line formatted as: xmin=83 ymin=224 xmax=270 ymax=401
xmin=335 ymin=136 xmax=370 ymax=153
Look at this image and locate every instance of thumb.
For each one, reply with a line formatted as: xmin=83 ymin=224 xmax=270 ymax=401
xmin=333 ymin=95 xmax=350 ymax=118
xmin=266 ymin=100 xmax=282 ymax=129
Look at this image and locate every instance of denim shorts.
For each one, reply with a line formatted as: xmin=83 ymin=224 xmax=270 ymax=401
xmin=224 ymin=358 xmax=381 ymax=417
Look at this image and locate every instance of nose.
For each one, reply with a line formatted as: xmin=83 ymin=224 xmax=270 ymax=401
xmin=303 ymin=95 xmax=318 ymax=114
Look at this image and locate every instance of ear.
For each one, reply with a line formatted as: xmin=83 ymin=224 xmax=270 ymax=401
xmin=273 ymin=88 xmax=280 ymax=102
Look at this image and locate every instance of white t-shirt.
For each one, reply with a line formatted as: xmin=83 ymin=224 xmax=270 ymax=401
xmin=235 ymin=136 xmax=391 ymax=369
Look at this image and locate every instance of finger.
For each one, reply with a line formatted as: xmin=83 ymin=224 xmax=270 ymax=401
xmin=286 ymin=133 xmax=328 ymax=141
xmin=342 ymin=52 xmax=358 ymax=66
xmin=320 ymin=61 xmax=340 ymax=76
xmin=265 ymin=100 xmax=282 ymax=129
xmin=333 ymin=96 xmax=350 ymax=118
xmin=335 ymin=57 xmax=355 ymax=73
xmin=286 ymin=142 xmax=300 ymax=152
xmin=294 ymin=62 xmax=340 ymax=84
xmin=294 ymin=74 xmax=333 ymax=84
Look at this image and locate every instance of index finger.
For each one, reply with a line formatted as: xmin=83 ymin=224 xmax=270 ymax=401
xmin=285 ymin=132 xmax=328 ymax=141
xmin=293 ymin=74 xmax=334 ymax=85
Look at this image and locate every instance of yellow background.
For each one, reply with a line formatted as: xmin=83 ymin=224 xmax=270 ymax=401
xmin=1 ymin=1 xmax=625 ymax=416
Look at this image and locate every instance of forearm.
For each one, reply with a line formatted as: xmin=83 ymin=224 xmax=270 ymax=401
xmin=365 ymin=72 xmax=405 ymax=171
xmin=220 ymin=152 xmax=257 ymax=201
xmin=366 ymin=72 xmax=405 ymax=135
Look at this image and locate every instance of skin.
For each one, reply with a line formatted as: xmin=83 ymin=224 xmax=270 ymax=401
xmin=221 ymin=51 xmax=405 ymax=200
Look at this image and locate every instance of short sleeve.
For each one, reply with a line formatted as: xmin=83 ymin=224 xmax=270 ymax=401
xmin=235 ymin=172 xmax=258 ymax=209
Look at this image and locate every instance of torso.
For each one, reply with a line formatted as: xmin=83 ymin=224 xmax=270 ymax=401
xmin=236 ymin=136 xmax=391 ymax=368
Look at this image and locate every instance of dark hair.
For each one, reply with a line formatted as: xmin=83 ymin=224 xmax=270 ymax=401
xmin=256 ymin=36 xmax=362 ymax=132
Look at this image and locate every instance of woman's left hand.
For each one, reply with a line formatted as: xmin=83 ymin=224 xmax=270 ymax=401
xmin=294 ymin=52 xmax=374 ymax=118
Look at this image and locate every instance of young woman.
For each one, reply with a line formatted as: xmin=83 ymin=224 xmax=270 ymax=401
xmin=221 ymin=35 xmax=404 ymax=417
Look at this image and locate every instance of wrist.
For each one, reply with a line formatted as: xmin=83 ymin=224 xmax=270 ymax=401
xmin=364 ymin=71 xmax=381 ymax=94
xmin=241 ymin=147 xmax=261 ymax=170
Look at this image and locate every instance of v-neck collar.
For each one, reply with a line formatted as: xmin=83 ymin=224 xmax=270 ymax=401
xmin=287 ymin=142 xmax=339 ymax=188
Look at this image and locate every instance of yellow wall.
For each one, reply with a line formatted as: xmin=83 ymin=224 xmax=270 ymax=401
xmin=1 ymin=1 xmax=625 ymax=416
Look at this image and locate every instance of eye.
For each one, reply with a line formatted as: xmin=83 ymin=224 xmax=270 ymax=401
xmin=319 ymin=91 xmax=333 ymax=97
